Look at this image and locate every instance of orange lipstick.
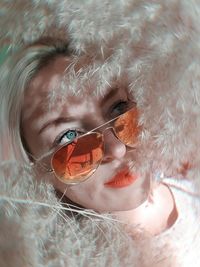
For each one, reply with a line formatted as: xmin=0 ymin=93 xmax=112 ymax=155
xmin=104 ymin=169 xmax=138 ymax=188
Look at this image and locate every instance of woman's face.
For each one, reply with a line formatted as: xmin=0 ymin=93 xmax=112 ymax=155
xmin=21 ymin=56 xmax=150 ymax=212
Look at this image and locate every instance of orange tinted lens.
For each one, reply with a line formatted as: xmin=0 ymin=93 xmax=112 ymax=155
xmin=51 ymin=133 xmax=103 ymax=184
xmin=114 ymin=107 xmax=140 ymax=147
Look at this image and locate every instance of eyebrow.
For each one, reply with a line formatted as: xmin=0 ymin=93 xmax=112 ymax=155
xmin=38 ymin=116 xmax=75 ymax=135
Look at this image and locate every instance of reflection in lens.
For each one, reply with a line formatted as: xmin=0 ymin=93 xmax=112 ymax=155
xmin=52 ymin=133 xmax=103 ymax=184
xmin=114 ymin=107 xmax=140 ymax=147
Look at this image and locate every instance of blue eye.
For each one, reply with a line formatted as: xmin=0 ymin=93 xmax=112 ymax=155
xmin=66 ymin=130 xmax=77 ymax=140
xmin=59 ymin=130 xmax=78 ymax=144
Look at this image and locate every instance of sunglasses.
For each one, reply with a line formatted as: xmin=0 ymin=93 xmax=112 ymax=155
xmin=41 ymin=106 xmax=140 ymax=185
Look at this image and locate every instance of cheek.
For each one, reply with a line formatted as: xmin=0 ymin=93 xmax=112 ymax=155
xmin=51 ymin=169 xmax=151 ymax=212
xmin=22 ymin=125 xmax=41 ymax=157
xmin=66 ymin=182 xmax=98 ymax=206
xmin=52 ymin=175 xmax=97 ymax=206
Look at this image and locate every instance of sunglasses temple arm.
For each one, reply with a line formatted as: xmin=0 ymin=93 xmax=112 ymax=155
xmin=36 ymin=161 xmax=54 ymax=173
xmin=27 ymin=152 xmax=54 ymax=173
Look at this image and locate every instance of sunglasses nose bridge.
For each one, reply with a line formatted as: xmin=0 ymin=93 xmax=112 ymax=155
xmin=97 ymin=124 xmax=117 ymax=143
xmin=96 ymin=116 xmax=116 ymax=134
xmin=101 ymin=125 xmax=114 ymax=133
xmin=100 ymin=127 xmax=127 ymax=163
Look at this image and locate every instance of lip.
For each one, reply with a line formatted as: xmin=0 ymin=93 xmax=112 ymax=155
xmin=104 ymin=169 xmax=138 ymax=188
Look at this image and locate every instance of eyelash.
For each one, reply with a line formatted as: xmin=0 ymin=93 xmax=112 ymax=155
xmin=109 ymin=99 xmax=131 ymax=117
xmin=54 ymin=128 xmax=83 ymax=145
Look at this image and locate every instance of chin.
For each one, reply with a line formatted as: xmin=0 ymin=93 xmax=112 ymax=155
xmin=119 ymin=198 xmax=148 ymax=212
xmin=99 ymin=194 xmax=148 ymax=213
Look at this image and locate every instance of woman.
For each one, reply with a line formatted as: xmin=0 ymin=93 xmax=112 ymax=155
xmin=1 ymin=38 xmax=177 ymax=227
xmin=0 ymin=38 xmax=200 ymax=267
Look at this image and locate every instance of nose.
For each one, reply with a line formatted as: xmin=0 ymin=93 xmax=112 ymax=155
xmin=102 ymin=129 xmax=127 ymax=163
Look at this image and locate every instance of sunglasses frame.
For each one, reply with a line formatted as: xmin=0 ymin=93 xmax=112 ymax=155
xmin=47 ymin=105 xmax=139 ymax=185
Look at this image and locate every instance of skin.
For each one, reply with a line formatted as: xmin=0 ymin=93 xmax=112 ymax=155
xmin=21 ymin=56 xmax=177 ymax=235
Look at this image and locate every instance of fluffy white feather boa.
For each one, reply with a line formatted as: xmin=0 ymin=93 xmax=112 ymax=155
xmin=0 ymin=164 xmax=200 ymax=266
xmin=1 ymin=0 xmax=200 ymax=266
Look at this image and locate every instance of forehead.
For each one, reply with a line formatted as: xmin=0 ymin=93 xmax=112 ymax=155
xmin=22 ymin=54 xmax=129 ymax=115
xmin=22 ymin=56 xmax=95 ymax=122
xmin=22 ymin=55 xmax=127 ymax=124
xmin=24 ymin=55 xmax=111 ymax=107
xmin=24 ymin=56 xmax=86 ymax=106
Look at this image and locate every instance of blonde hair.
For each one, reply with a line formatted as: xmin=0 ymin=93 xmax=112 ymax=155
xmin=0 ymin=40 xmax=70 ymax=164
